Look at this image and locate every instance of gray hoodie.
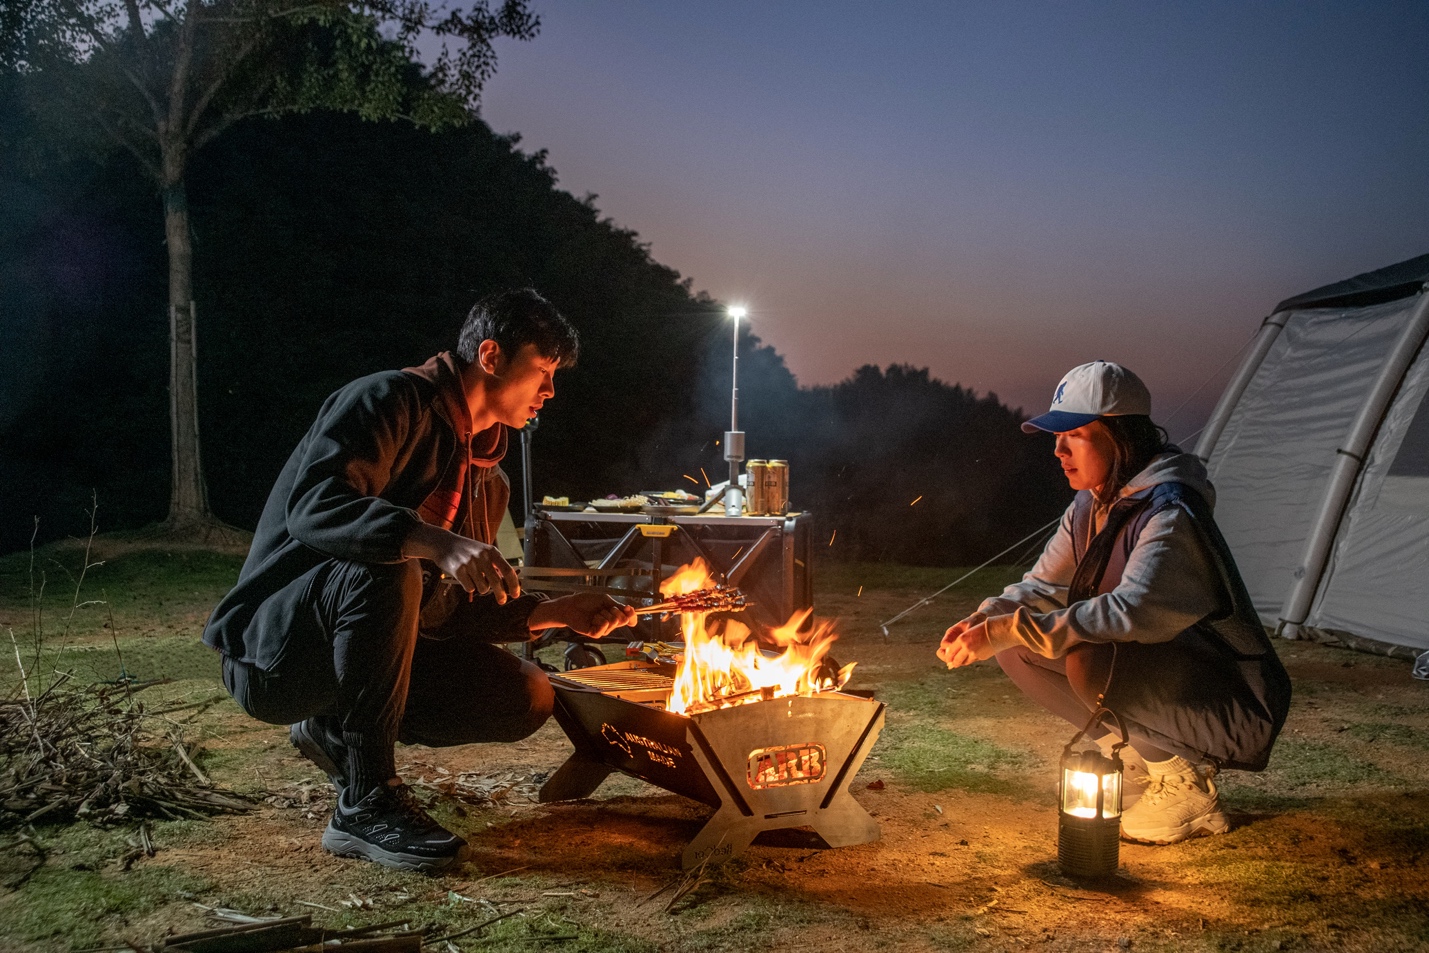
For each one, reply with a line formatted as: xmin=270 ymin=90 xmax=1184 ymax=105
xmin=978 ymin=452 xmax=1222 ymax=658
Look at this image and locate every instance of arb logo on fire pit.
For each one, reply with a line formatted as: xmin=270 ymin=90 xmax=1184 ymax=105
xmin=747 ymin=743 xmax=826 ymax=789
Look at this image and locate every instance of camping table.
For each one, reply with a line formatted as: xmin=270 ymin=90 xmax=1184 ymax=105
xmin=521 ymin=509 xmax=814 ymax=645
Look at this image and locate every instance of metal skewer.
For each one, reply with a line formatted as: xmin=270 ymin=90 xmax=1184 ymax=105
xmin=634 ymin=586 xmax=748 ymax=616
xmin=439 ymin=573 xmax=747 ymax=616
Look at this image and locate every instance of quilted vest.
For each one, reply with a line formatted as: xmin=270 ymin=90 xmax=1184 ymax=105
xmin=1067 ymin=482 xmax=1292 ymax=771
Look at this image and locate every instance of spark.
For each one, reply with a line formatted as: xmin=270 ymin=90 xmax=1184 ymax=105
xmin=732 ymin=546 xmax=745 ymax=560
xmin=910 ymin=495 xmax=923 ymax=506
xmin=828 ymin=530 xmax=837 ymax=546
xmin=683 ymin=474 xmax=698 ymax=485
xmin=700 ymin=467 xmax=711 ymax=487
xmin=857 ymin=585 xmax=863 ymax=598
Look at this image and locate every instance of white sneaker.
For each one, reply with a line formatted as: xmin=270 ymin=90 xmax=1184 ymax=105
xmin=1119 ymin=756 xmax=1229 ymax=845
xmin=1096 ymin=738 xmax=1148 ymax=809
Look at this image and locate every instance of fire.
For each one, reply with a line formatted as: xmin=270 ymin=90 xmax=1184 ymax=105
xmin=662 ymin=559 xmax=855 ymax=715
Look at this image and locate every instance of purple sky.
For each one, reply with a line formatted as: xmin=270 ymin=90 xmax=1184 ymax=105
xmin=477 ymin=1 xmax=1429 ymax=443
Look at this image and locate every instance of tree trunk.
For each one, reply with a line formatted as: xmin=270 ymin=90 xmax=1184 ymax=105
xmin=162 ymin=167 xmax=211 ymax=528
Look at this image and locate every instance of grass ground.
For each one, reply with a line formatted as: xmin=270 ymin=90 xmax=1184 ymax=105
xmin=1 ymin=538 xmax=1427 ymax=952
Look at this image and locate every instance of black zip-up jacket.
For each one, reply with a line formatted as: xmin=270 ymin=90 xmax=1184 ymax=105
xmin=202 ymin=352 xmax=540 ymax=667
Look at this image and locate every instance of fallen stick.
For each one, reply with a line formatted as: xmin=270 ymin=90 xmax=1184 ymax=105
xmin=421 ymin=908 xmax=526 ymax=946
xmin=170 ymin=735 xmax=211 ymax=786
xmin=464 ymin=863 xmax=532 ymax=885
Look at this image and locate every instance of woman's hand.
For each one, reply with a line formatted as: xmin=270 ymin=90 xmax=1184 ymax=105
xmin=937 ymin=612 xmax=995 ymax=669
xmin=529 ymin=592 xmax=638 ymax=639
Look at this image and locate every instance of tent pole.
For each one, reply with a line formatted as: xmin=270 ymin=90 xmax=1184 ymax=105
xmin=1278 ymin=286 xmax=1429 ymax=639
xmin=1195 ymin=311 xmax=1289 ymax=464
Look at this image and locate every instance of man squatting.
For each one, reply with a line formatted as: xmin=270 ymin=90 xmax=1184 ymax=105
xmin=202 ymin=289 xmax=637 ymax=872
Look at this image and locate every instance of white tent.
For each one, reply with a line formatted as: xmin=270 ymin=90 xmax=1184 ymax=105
xmin=1196 ymin=254 xmax=1429 ymax=658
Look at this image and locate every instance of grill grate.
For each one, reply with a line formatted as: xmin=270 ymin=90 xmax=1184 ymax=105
xmin=555 ymin=669 xmax=675 ymax=692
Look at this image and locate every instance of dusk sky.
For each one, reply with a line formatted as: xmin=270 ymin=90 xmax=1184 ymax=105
xmin=478 ymin=2 xmax=1429 ymax=442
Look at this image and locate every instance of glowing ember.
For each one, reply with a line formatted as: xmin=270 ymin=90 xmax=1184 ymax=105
xmin=662 ymin=559 xmax=855 ymax=716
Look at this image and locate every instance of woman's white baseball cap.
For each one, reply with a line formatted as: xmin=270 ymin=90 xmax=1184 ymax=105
xmin=1021 ymin=361 xmax=1151 ymax=434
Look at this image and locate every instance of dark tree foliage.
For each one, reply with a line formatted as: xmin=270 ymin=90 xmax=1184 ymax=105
xmin=1 ymin=94 xmax=1071 ymax=565
xmin=792 ymin=365 xmax=1070 ymax=565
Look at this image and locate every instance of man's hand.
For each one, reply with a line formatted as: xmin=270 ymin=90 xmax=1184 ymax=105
xmin=529 ymin=592 xmax=638 ymax=639
xmin=405 ymin=525 xmax=520 ymax=604
xmin=937 ymin=612 xmax=995 ymax=669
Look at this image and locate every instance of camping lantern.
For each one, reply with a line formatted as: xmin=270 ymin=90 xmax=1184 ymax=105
xmin=1057 ymin=707 xmax=1126 ymax=878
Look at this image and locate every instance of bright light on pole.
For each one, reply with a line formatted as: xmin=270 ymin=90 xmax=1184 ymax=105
xmin=724 ymin=304 xmax=748 ymax=516
xmin=728 ymin=305 xmax=746 ymax=431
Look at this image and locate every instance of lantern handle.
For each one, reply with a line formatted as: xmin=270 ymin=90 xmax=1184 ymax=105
xmin=1062 ymin=704 xmax=1129 ymax=757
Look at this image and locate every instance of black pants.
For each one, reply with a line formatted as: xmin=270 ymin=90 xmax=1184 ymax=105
xmin=221 ymin=558 xmax=552 ymax=789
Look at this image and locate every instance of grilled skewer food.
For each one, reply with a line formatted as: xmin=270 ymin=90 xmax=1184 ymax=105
xmin=638 ymin=585 xmax=748 ymax=616
xmin=438 ymin=572 xmax=746 ymax=617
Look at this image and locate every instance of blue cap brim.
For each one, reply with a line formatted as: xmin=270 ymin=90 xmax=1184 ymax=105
xmin=1021 ymin=410 xmax=1101 ymax=434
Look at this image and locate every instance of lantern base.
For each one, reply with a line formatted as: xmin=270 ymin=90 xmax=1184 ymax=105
xmin=1058 ymin=814 xmax=1120 ymax=878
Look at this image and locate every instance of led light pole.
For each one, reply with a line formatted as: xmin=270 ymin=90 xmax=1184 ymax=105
xmin=724 ymin=305 xmax=747 ymax=516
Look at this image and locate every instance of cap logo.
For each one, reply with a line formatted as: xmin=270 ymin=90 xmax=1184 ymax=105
xmin=1052 ymin=382 xmax=1067 ymax=405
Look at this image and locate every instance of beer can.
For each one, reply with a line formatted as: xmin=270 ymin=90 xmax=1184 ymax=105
xmin=745 ymin=460 xmax=768 ymax=516
xmin=765 ymin=460 xmax=789 ymax=515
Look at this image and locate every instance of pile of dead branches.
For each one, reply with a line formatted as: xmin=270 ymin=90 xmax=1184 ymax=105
xmin=0 ymin=678 xmax=250 ymax=828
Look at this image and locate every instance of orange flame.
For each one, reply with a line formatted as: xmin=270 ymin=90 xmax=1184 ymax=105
xmin=662 ymin=559 xmax=854 ymax=716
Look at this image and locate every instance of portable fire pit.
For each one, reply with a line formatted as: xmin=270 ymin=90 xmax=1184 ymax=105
xmin=540 ymin=659 xmax=885 ymax=869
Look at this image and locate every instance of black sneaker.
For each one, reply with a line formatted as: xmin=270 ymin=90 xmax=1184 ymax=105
xmin=289 ymin=717 xmax=347 ymax=790
xmin=321 ymin=784 xmax=465 ymax=873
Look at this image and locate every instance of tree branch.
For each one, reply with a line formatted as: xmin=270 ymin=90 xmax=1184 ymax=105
xmin=205 ymin=5 xmax=331 ymax=24
xmin=69 ymin=10 xmax=164 ymax=125
xmin=140 ymin=0 xmax=181 ymax=25
xmin=190 ymin=74 xmax=280 ymax=152
xmin=91 ymin=108 xmax=163 ymax=181
xmin=41 ymin=66 xmax=155 ymax=171
xmin=123 ymin=0 xmax=147 ymax=42
xmin=184 ymin=31 xmax=262 ymax=140
xmin=166 ymin=0 xmax=202 ymax=146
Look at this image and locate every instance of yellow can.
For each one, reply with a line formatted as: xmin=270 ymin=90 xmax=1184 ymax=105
xmin=744 ymin=460 xmax=768 ymax=515
xmin=765 ymin=460 xmax=789 ymax=515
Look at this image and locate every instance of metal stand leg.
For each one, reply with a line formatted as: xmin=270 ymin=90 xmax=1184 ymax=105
xmin=807 ymin=794 xmax=881 ymax=849
xmin=540 ymin=752 xmax=616 ymax=802
xmin=682 ymin=813 xmax=762 ymax=869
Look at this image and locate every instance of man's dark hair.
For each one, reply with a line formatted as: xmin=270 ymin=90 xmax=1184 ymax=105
xmin=1098 ymin=415 xmax=1176 ymax=501
xmin=457 ymin=288 xmax=579 ymax=368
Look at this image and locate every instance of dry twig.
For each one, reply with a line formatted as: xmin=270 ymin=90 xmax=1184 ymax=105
xmin=409 ymin=770 xmax=543 ymax=807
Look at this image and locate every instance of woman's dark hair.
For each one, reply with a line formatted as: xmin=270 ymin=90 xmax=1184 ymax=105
xmin=457 ymin=288 xmax=580 ymax=368
xmin=1096 ymin=415 xmax=1175 ymax=500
